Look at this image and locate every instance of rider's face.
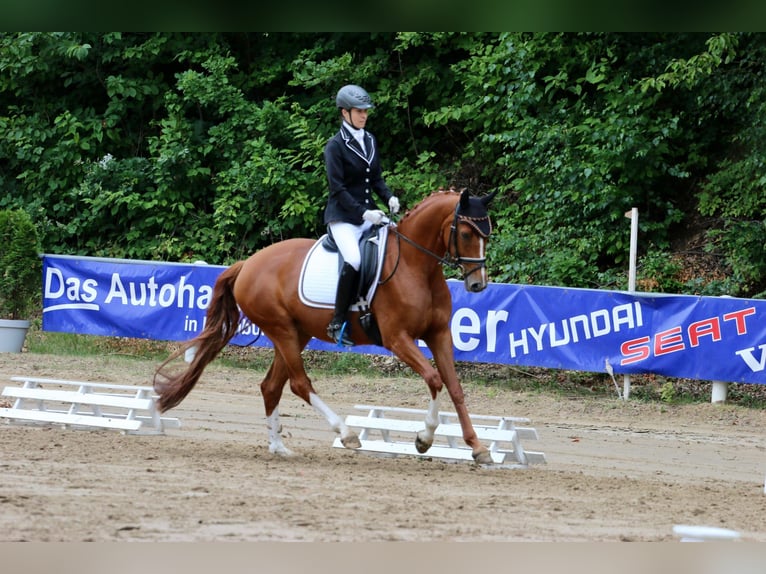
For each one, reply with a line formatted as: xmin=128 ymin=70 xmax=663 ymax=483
xmin=343 ymin=107 xmax=368 ymax=130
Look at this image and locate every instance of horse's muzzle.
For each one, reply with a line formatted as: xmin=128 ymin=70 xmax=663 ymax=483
xmin=460 ymin=259 xmax=488 ymax=293
xmin=466 ymin=279 xmax=488 ymax=293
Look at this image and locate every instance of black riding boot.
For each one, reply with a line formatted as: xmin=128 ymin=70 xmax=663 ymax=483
xmin=327 ymin=262 xmax=359 ymax=347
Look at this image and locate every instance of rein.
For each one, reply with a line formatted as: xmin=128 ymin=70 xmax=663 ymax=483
xmin=380 ymin=204 xmax=487 ymax=285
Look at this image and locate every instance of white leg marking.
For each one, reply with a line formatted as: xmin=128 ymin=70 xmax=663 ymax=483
xmin=417 ymin=395 xmax=441 ymax=450
xmin=424 ymin=396 xmax=440 ymax=439
xmin=266 ymin=408 xmax=292 ymax=456
xmin=310 ymin=392 xmax=360 ymax=448
xmin=309 ymin=392 xmax=343 ymax=432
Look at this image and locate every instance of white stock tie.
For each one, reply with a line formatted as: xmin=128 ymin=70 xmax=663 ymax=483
xmin=354 ymin=131 xmax=366 ymax=153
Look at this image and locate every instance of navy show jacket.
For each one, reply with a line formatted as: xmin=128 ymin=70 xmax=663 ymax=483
xmin=323 ymin=124 xmax=393 ymax=225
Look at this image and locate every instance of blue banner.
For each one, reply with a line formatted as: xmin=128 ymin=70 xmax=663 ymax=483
xmin=42 ymin=254 xmax=766 ymax=384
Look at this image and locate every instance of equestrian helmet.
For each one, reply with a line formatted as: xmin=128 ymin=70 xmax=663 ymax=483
xmin=336 ymin=85 xmax=374 ymax=110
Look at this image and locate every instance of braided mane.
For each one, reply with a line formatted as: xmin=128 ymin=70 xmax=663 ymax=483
xmin=397 ymin=188 xmax=460 ymax=224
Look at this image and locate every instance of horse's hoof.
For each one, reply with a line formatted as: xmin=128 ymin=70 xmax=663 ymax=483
xmin=341 ymin=434 xmax=361 ymax=449
xmin=269 ymin=445 xmax=294 ymax=457
xmin=415 ymin=434 xmax=432 ymax=454
xmin=473 ymin=449 xmax=493 ymax=465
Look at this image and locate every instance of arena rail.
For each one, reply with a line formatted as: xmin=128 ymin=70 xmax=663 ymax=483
xmin=332 ymin=404 xmax=546 ymax=467
xmin=0 ymin=376 xmax=180 ymax=434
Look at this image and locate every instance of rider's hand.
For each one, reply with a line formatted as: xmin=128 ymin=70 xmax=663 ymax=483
xmin=388 ymin=196 xmax=400 ymax=214
xmin=362 ymin=209 xmax=386 ymax=225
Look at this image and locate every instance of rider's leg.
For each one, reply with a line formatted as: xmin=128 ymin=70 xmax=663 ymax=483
xmin=327 ymin=262 xmax=359 ymax=346
xmin=326 ymin=221 xmax=368 ymax=346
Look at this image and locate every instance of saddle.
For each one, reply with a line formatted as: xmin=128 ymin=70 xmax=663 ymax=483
xmin=298 ymin=225 xmax=389 ymax=345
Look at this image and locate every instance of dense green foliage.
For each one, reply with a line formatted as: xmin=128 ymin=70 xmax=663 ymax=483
xmin=0 ymin=208 xmax=41 ymax=318
xmin=1 ymin=32 xmax=764 ymax=297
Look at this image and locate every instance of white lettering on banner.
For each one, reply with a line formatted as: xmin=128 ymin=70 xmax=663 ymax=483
xmin=104 ymin=273 xmax=211 ymax=308
xmin=183 ymin=315 xmax=261 ymax=337
xmin=591 ymin=309 xmax=611 ymax=336
xmin=486 ymin=310 xmax=509 ymax=353
xmin=452 ymin=309 xmax=510 ymax=353
xmin=620 ymin=307 xmax=757 ymax=366
xmin=184 ymin=315 xmax=260 ymax=338
xmin=184 ymin=316 xmax=199 ymax=333
xmin=44 ymin=268 xmax=98 ymax=303
xmin=507 ymin=302 xmax=643 ymax=358
xmin=45 ymin=266 xmax=213 ymax=312
xmin=237 ymin=317 xmax=261 ymax=337
xmin=452 ymin=308 xmax=481 ymax=352
xmin=734 ymin=344 xmax=766 ymax=372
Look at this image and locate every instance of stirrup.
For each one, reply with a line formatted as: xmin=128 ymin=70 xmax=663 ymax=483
xmin=327 ymin=321 xmax=354 ymax=347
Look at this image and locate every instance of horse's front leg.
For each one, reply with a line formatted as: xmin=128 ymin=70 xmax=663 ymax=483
xmin=423 ymin=331 xmax=493 ymax=465
xmin=386 ymin=334 xmax=491 ymax=463
xmin=385 ymin=335 xmax=442 ymax=453
xmin=260 ymin=350 xmax=299 ymax=455
xmin=416 ymin=394 xmax=441 ymax=455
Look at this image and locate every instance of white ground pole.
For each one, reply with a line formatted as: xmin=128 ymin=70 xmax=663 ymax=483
xmin=672 ymin=524 xmax=741 ymax=542
xmin=623 ymin=208 xmax=639 ymax=400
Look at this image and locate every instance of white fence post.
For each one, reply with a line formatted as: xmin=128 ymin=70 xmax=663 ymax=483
xmin=623 ymin=207 xmax=639 ymax=400
xmin=711 ymin=381 xmax=728 ymax=404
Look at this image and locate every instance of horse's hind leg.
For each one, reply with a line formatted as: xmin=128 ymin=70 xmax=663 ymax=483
xmin=270 ymin=330 xmax=361 ymax=450
xmin=260 ymin=352 xmax=292 ymax=455
xmin=308 ymin=389 xmax=361 ymax=449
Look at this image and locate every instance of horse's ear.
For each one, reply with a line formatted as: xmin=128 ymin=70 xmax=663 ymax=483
xmin=459 ymin=188 xmax=471 ymax=210
xmin=481 ymin=190 xmax=499 ymax=207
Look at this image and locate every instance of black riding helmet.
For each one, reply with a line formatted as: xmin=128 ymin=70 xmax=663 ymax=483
xmin=336 ymin=85 xmax=374 ymax=110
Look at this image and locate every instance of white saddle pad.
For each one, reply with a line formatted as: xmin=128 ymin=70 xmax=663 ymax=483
xmin=298 ymin=226 xmax=388 ymax=310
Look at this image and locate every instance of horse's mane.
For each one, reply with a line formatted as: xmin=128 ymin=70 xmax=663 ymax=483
xmin=398 ymin=188 xmax=460 ymax=224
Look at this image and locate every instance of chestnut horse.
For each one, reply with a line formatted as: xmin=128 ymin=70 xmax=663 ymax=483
xmin=154 ymin=188 xmax=497 ymax=464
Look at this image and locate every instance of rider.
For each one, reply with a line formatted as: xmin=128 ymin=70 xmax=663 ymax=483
xmin=323 ymin=84 xmax=400 ymax=346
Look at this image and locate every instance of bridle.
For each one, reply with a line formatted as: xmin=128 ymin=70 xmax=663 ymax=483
xmin=446 ymin=202 xmax=490 ymax=279
xmin=380 ymin=203 xmax=490 ymax=284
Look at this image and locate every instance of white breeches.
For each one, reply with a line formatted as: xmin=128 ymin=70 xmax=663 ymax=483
xmin=328 ymin=220 xmax=373 ymax=271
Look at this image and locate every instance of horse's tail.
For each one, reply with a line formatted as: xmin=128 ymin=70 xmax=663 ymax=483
xmin=153 ymin=260 xmax=246 ymax=412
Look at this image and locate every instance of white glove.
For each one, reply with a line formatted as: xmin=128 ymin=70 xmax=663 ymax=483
xmin=388 ymin=196 xmax=400 ymax=214
xmin=362 ymin=209 xmax=385 ymax=225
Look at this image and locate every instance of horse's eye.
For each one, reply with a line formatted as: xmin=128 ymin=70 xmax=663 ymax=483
xmin=460 ymin=231 xmax=472 ymax=241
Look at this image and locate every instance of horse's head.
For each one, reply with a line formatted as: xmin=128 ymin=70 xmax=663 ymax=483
xmin=448 ymin=188 xmax=497 ymax=293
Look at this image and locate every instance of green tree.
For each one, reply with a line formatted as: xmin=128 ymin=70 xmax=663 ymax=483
xmin=1 ymin=32 xmax=765 ymax=297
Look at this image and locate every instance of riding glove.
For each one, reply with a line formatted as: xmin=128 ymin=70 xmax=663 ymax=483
xmin=388 ymin=196 xmax=400 ymax=214
xmin=362 ymin=209 xmax=386 ymax=225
